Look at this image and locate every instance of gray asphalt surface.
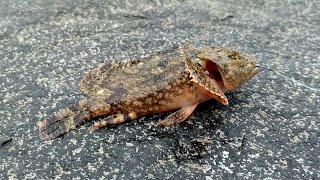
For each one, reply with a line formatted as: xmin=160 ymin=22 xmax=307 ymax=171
xmin=1 ymin=0 xmax=320 ymax=179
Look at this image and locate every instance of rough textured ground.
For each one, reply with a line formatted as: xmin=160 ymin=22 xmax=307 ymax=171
xmin=1 ymin=0 xmax=319 ymax=179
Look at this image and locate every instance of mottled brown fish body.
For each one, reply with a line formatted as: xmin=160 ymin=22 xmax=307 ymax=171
xmin=39 ymin=44 xmax=260 ymax=140
xmin=79 ymin=79 xmax=212 ymax=120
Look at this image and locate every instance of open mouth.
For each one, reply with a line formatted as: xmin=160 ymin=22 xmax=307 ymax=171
xmin=204 ymin=60 xmax=226 ymax=91
xmin=205 ymin=60 xmax=223 ymax=82
xmin=203 ymin=58 xmax=260 ymax=91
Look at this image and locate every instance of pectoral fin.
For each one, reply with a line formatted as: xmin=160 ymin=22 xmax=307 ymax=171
xmin=159 ymin=103 xmax=198 ymax=126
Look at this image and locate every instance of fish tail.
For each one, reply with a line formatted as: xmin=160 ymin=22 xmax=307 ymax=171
xmin=39 ymin=104 xmax=88 ymax=141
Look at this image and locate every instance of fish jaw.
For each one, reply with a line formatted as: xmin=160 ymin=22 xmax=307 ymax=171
xmin=196 ymin=46 xmax=260 ymax=91
xmin=180 ymin=45 xmax=259 ymax=105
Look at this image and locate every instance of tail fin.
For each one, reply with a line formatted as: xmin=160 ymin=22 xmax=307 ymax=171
xmin=39 ymin=104 xmax=88 ymax=141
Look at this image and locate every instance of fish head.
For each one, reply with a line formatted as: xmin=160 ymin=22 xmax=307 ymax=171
xmin=196 ymin=46 xmax=260 ymax=91
xmin=182 ymin=45 xmax=259 ymax=105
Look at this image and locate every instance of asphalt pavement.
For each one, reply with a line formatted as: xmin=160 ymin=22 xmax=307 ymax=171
xmin=0 ymin=0 xmax=319 ymax=179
